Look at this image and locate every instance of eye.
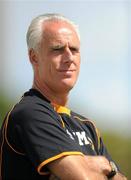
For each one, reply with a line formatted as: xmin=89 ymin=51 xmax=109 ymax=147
xmin=53 ymin=47 xmax=63 ymax=51
xmin=70 ymin=47 xmax=80 ymax=53
xmin=51 ymin=45 xmax=64 ymax=52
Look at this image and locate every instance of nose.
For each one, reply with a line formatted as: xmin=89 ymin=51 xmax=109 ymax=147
xmin=62 ymin=47 xmax=73 ymax=63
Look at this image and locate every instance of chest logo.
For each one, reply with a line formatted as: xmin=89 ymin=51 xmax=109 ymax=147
xmin=66 ymin=129 xmax=93 ymax=146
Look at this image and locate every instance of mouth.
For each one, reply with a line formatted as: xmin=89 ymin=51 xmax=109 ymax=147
xmin=58 ymin=69 xmax=76 ymax=72
xmin=57 ymin=69 xmax=76 ymax=77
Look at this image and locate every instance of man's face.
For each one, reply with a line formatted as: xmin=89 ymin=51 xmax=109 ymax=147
xmin=34 ymin=21 xmax=80 ymax=94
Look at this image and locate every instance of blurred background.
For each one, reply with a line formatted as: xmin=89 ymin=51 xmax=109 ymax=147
xmin=0 ymin=0 xmax=130 ymax=179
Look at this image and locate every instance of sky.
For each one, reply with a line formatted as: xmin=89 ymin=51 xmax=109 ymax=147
xmin=0 ymin=0 xmax=130 ymax=136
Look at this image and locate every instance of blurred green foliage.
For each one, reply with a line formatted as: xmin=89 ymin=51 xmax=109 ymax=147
xmin=102 ymin=132 xmax=130 ymax=179
xmin=0 ymin=94 xmax=14 ymax=126
xmin=0 ymin=94 xmax=130 ymax=179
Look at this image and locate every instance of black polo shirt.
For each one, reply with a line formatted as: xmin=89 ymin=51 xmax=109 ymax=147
xmin=0 ymin=89 xmax=119 ymax=180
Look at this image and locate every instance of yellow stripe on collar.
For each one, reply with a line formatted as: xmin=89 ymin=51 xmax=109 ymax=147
xmin=52 ymin=103 xmax=71 ymax=116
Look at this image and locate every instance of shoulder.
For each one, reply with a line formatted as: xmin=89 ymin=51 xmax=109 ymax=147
xmin=9 ymin=90 xmax=58 ymax=125
xmin=71 ymin=111 xmax=98 ymax=130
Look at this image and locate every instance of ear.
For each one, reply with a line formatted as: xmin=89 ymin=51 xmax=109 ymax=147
xmin=28 ymin=49 xmax=39 ymax=66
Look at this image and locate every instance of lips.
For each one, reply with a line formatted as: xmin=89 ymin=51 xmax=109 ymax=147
xmin=58 ymin=69 xmax=76 ymax=72
xmin=57 ymin=69 xmax=76 ymax=77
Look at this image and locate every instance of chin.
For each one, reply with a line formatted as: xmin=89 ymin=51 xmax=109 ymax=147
xmin=60 ymin=80 xmax=76 ymax=92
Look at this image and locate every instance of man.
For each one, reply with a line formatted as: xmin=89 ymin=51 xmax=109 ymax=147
xmin=0 ymin=13 xmax=127 ymax=180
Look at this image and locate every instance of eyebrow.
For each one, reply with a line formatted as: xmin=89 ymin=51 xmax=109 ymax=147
xmin=51 ymin=44 xmax=65 ymax=49
xmin=51 ymin=44 xmax=80 ymax=51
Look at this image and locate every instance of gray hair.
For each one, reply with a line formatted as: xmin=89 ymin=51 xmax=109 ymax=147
xmin=26 ymin=13 xmax=80 ymax=51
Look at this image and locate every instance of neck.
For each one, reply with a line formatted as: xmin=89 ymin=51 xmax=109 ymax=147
xmin=32 ymin=81 xmax=69 ymax=106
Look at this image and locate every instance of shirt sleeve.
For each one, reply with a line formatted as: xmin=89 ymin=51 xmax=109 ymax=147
xmin=15 ymin=103 xmax=84 ymax=175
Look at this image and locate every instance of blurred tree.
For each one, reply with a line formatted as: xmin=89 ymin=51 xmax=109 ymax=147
xmin=102 ymin=132 xmax=130 ymax=180
xmin=0 ymin=93 xmax=14 ymax=126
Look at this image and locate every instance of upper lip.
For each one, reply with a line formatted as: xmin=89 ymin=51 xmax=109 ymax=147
xmin=58 ymin=69 xmax=76 ymax=72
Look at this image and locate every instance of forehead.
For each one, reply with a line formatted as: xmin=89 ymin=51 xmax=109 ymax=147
xmin=41 ymin=21 xmax=80 ymax=45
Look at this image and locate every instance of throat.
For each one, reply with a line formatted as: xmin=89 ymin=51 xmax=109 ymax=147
xmin=32 ymin=82 xmax=69 ymax=106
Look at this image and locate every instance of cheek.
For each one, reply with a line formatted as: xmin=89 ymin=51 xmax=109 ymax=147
xmin=76 ymin=57 xmax=81 ymax=70
xmin=47 ymin=59 xmax=59 ymax=76
xmin=51 ymin=57 xmax=61 ymax=70
xmin=38 ymin=60 xmax=49 ymax=78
